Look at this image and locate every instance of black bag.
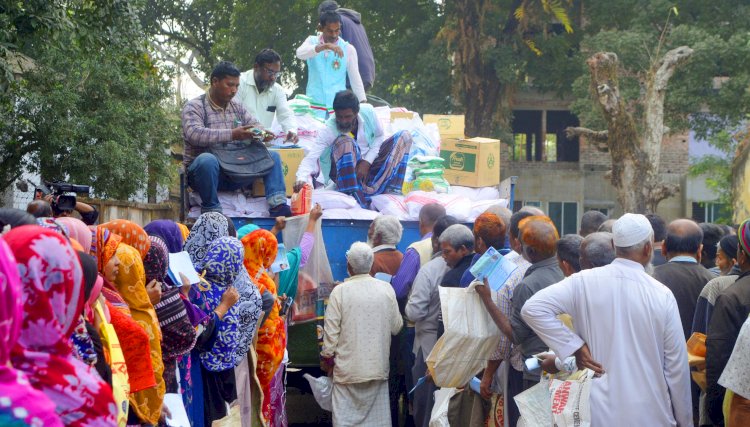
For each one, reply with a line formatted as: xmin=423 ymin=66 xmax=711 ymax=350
xmin=201 ymin=95 xmax=274 ymax=186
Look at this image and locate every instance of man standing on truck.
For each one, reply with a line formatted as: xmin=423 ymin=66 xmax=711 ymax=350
xmin=182 ymin=61 xmax=291 ymax=217
xmin=294 ymin=90 xmax=412 ymax=208
xmin=321 ymin=242 xmax=403 ymax=426
xmin=296 ymin=10 xmax=366 ymax=118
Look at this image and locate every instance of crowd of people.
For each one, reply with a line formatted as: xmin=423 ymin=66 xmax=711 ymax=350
xmin=0 ymin=201 xmax=324 ymax=427
xmin=319 ymin=204 xmax=750 ymax=427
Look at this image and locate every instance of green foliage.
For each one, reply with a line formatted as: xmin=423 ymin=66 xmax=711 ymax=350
xmin=0 ymin=0 xmax=177 ymax=200
xmin=689 ymin=129 xmax=741 ymax=208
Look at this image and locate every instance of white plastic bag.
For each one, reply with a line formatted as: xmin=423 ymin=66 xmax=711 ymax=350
xmin=429 ymin=387 xmax=458 ymax=427
xmin=311 ymin=190 xmax=359 ymax=210
xmin=371 ymin=194 xmax=409 ymax=219
xmin=514 ymin=378 xmax=552 ymax=427
xmin=549 ymin=370 xmax=594 ymax=427
xmin=405 ymin=191 xmax=472 ymax=222
xmin=303 ymin=374 xmax=333 ymax=412
xmin=282 ymin=215 xmax=334 ymax=324
xmin=426 ymin=282 xmax=502 ymax=387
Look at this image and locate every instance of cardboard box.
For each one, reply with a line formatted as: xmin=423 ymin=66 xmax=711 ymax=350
xmin=390 ymin=111 xmax=418 ymax=121
xmin=252 ymin=147 xmax=305 ymax=197
xmin=423 ymin=114 xmax=465 ymax=138
xmin=439 ymin=137 xmax=501 ymax=188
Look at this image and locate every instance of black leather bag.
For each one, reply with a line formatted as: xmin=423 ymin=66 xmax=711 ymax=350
xmin=201 ymin=95 xmax=274 ymax=186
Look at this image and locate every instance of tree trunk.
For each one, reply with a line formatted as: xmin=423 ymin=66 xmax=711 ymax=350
xmin=567 ymin=48 xmax=692 ymax=214
xmin=452 ymin=0 xmax=502 ymax=137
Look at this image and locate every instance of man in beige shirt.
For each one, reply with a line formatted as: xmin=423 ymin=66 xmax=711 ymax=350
xmin=322 ymin=242 xmax=403 ymax=427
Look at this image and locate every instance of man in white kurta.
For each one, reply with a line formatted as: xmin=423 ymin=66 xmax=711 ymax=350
xmin=521 ymin=213 xmax=692 ymax=427
xmin=322 ymin=242 xmax=403 ymax=426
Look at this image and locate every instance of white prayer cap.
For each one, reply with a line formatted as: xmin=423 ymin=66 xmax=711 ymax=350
xmin=612 ymin=213 xmax=653 ymax=247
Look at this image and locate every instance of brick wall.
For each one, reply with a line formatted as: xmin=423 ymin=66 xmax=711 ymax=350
xmin=580 ymin=132 xmax=689 ymax=175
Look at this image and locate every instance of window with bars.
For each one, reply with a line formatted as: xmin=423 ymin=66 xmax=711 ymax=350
xmin=548 ymin=201 xmax=578 ymax=235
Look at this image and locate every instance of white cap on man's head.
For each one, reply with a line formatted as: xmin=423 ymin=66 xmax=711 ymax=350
xmin=612 ymin=213 xmax=653 ymax=247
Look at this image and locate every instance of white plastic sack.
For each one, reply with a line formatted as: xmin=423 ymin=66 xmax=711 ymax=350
xmin=468 ymin=199 xmax=508 ymax=222
xmin=549 ymin=370 xmax=594 ymax=427
xmin=303 ymin=374 xmax=333 ymax=412
xmin=429 ymin=387 xmax=458 ymax=427
xmin=370 ymin=194 xmax=408 ymax=220
xmin=188 ymin=192 xmax=270 ymax=218
xmin=311 ymin=190 xmax=359 ymax=210
xmin=450 ymin=186 xmax=502 ymax=201
xmin=405 ymin=191 xmax=472 ymax=222
xmin=426 ymin=282 xmax=502 ymax=387
xmin=321 ymin=208 xmax=380 ymax=220
xmin=514 ymin=378 xmax=552 ymax=427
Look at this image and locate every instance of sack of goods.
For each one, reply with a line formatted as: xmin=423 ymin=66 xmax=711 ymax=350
xmin=404 ymin=156 xmax=450 ymax=194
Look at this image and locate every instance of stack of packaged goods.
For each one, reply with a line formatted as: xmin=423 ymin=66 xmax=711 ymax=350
xmin=404 ymin=156 xmax=450 ymax=194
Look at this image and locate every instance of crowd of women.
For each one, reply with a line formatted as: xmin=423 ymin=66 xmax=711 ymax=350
xmin=0 ymin=204 xmax=323 ymax=427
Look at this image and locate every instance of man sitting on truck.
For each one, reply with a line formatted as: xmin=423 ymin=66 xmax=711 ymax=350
xmin=182 ymin=61 xmax=291 ymax=217
xmin=294 ymin=90 xmax=413 ymax=208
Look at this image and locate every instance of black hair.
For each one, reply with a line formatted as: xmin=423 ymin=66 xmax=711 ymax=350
xmin=0 ymin=208 xmax=36 ymax=229
xmin=224 ymin=214 xmax=237 ymax=238
xmin=333 ymin=90 xmax=360 ymax=113
xmin=646 ymin=213 xmax=667 ymax=242
xmin=664 ymin=224 xmax=703 ymax=255
xmin=254 ymin=49 xmax=282 ymax=67
xmin=210 ymin=61 xmax=241 ymax=83
xmin=699 ymin=222 xmax=725 ymax=268
xmin=509 ymin=211 xmax=535 ymax=239
xmin=580 ymin=211 xmax=607 ymax=237
xmin=557 ymin=234 xmax=583 ymax=272
xmin=26 ymin=200 xmax=53 ymax=218
xmin=319 ymin=9 xmax=342 ymax=27
xmin=318 ymin=0 xmax=339 ymax=14
xmin=433 ymin=215 xmax=459 ymax=239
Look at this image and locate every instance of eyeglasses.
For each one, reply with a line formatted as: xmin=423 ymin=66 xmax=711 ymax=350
xmin=263 ymin=67 xmax=282 ymax=78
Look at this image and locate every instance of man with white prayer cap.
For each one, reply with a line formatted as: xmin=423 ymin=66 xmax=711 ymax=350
xmin=520 ymin=213 xmax=692 ymax=427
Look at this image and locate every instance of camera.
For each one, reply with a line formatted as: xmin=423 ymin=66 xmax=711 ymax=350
xmin=33 ymin=180 xmax=91 ymax=213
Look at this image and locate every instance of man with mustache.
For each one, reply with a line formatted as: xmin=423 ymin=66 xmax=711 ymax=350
xmin=294 ymin=90 xmax=412 ymax=208
xmin=234 ymin=49 xmax=298 ymax=144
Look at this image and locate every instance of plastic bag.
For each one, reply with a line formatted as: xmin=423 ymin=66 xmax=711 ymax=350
xmin=426 ymin=282 xmax=502 ymax=387
xmin=405 ymin=191 xmax=472 ymax=222
xmin=282 ymin=214 xmax=334 ymax=325
xmin=549 ymin=370 xmax=594 ymax=427
xmin=303 ymin=374 xmax=333 ymax=412
xmin=514 ymin=378 xmax=551 ymax=427
xmin=429 ymin=388 xmax=458 ymax=427
xmin=370 ymin=194 xmax=409 ymax=220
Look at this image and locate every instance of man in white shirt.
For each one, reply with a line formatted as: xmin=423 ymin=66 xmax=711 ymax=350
xmin=234 ymin=49 xmax=298 ymax=144
xmin=294 ymin=90 xmax=412 ymax=208
xmin=520 ymin=213 xmax=693 ymax=427
xmin=296 ymin=10 xmax=366 ymax=118
xmin=321 ymin=242 xmax=403 ymax=427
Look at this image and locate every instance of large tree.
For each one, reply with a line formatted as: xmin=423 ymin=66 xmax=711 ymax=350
xmin=567 ymin=2 xmax=750 ymax=213
xmin=0 ymin=0 xmax=177 ymax=200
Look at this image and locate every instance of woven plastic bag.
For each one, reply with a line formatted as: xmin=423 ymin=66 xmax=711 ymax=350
xmin=426 ymin=282 xmax=502 ymax=387
xmin=282 ymin=214 xmax=334 ymax=324
xmin=549 ymin=370 xmax=594 ymax=427
xmin=514 ymin=377 xmax=551 ymax=427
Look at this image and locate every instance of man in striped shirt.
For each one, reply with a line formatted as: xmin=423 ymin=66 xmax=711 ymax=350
xmin=181 ymin=61 xmax=291 ymax=217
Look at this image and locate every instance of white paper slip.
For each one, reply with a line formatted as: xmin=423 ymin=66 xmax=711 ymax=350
xmin=168 ymin=251 xmax=200 ymax=285
xmin=163 ymin=393 xmax=190 ymax=427
xmin=468 ymin=247 xmax=517 ymax=291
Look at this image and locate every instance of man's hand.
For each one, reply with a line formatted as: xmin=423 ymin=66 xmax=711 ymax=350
xmin=146 ymin=279 xmax=162 ymax=306
xmin=317 ymin=43 xmax=344 ymax=57
xmin=480 ymin=372 xmax=493 ymax=400
xmin=285 ymin=131 xmax=299 ymax=144
xmin=293 ymin=180 xmax=308 ymax=193
xmin=321 ymin=356 xmax=335 ymax=376
xmin=541 ymin=354 xmax=560 ymax=374
xmin=310 ymin=204 xmax=323 ymax=221
xmin=355 ymin=160 xmax=371 ymax=183
xmin=476 ymin=279 xmax=493 ymax=301
xmin=574 ymin=343 xmax=605 ymax=376
xmin=231 ymin=125 xmax=255 ymax=141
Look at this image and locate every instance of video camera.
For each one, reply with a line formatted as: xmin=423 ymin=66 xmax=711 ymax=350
xmin=32 ymin=180 xmax=91 ymax=212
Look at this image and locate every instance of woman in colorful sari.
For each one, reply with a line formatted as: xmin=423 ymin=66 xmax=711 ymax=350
xmin=0 ymin=236 xmax=63 ymax=427
xmin=242 ymin=229 xmax=286 ymax=423
xmin=110 ymin=243 xmax=166 ymax=425
xmin=5 ymin=226 xmax=117 ymax=426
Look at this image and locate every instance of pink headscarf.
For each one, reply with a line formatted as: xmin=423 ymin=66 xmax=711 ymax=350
xmin=5 ymin=226 xmax=117 ymax=426
xmin=0 ymin=236 xmax=63 ymax=426
xmin=56 ymin=217 xmax=93 ymax=253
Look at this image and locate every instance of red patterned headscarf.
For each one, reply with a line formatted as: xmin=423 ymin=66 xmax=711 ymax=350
xmin=4 ymin=226 xmax=117 ymax=426
xmin=94 ymin=226 xmax=122 ymax=274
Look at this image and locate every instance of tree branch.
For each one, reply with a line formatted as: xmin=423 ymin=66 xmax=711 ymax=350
xmin=653 ymin=46 xmax=694 ymax=92
xmin=565 ymin=126 xmax=608 ymax=142
xmin=150 ymin=41 xmax=206 ymax=90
